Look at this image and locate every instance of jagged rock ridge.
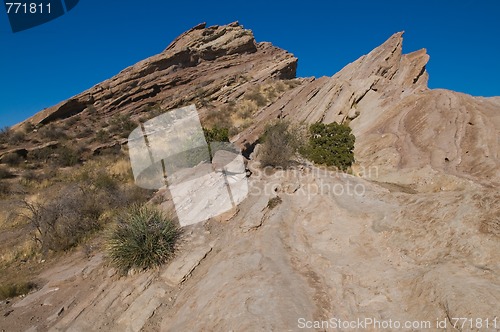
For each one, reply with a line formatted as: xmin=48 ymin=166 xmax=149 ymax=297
xmin=24 ymin=22 xmax=297 ymax=126
xmin=237 ymin=31 xmax=499 ymax=191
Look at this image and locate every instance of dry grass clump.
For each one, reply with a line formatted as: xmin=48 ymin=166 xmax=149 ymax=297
xmin=1 ymin=152 xmax=23 ymax=166
xmin=23 ymin=186 xmax=106 ymax=253
xmin=0 ymin=166 xmax=12 ymax=179
xmin=0 ymin=281 xmax=37 ymax=300
xmin=0 ymin=181 xmax=10 ymax=197
xmin=22 ymin=158 xmax=152 ymax=254
xmin=259 ymin=121 xmax=300 ymax=168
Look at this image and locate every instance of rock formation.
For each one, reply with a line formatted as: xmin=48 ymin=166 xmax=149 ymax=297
xmin=21 ymin=22 xmax=297 ymax=127
xmin=1 ymin=22 xmax=499 ymax=332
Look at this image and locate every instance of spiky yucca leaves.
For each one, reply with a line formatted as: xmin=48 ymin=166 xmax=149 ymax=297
xmin=107 ymin=205 xmax=180 ymax=273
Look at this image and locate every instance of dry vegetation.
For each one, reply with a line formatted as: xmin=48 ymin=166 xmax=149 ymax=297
xmin=0 ymin=103 xmax=154 ymax=301
xmin=0 ymin=128 xmax=153 ymax=299
xmin=201 ymin=79 xmax=303 ymax=135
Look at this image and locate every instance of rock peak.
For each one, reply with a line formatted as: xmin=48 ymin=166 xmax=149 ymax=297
xmin=164 ymin=22 xmax=257 ymax=56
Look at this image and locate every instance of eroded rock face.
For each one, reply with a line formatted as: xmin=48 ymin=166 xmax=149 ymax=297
xmin=237 ymin=32 xmax=499 ymax=190
xmin=23 ymin=22 xmax=297 ymax=127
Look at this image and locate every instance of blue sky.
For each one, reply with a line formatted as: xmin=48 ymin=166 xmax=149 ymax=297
xmin=0 ymin=0 xmax=499 ymax=127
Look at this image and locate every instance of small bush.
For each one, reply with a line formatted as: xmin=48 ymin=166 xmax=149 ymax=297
xmin=93 ymin=171 xmax=119 ymax=192
xmin=23 ymin=186 xmax=106 ymax=252
xmin=0 ymin=281 xmax=36 ymax=300
xmin=267 ymin=196 xmax=282 ymax=209
xmin=203 ymin=127 xmax=229 ymax=143
xmin=22 ymin=170 xmax=39 ymax=182
xmin=302 ymin=122 xmax=355 ymax=171
xmin=0 ymin=181 xmax=10 ymax=196
xmin=245 ymin=88 xmax=268 ymax=107
xmin=202 ymin=127 xmax=231 ymax=161
xmin=0 ymin=126 xmax=11 ymax=144
xmin=0 ymin=166 xmax=12 ymax=179
xmin=27 ymin=147 xmax=53 ymax=163
xmin=53 ymin=146 xmax=80 ymax=167
xmin=66 ymin=115 xmax=81 ymax=127
xmin=39 ymin=124 xmax=67 ymax=140
xmin=75 ymin=127 xmax=93 ymax=139
xmin=109 ymin=114 xmax=136 ymax=138
xmin=284 ymin=79 xmax=303 ymax=89
xmin=95 ymin=129 xmax=109 ymax=143
xmin=1 ymin=152 xmax=23 ymax=166
xmin=8 ymin=131 xmax=26 ymax=145
xmin=235 ymin=100 xmax=257 ymax=120
xmin=204 ymin=106 xmax=234 ymax=129
xmin=259 ymin=121 xmax=299 ymax=168
xmin=107 ymin=205 xmax=180 ymax=273
xmin=23 ymin=122 xmax=35 ymax=133
xmin=86 ymin=105 xmax=97 ymax=115
xmin=275 ymin=81 xmax=287 ymax=93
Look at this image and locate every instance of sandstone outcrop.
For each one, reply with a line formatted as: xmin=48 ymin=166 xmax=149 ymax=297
xmin=236 ymin=31 xmax=499 ymax=191
xmin=1 ymin=23 xmax=498 ymax=332
xmin=20 ymin=22 xmax=297 ymax=128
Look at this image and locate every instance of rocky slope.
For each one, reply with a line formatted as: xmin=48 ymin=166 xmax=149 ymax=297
xmin=1 ymin=23 xmax=499 ymax=332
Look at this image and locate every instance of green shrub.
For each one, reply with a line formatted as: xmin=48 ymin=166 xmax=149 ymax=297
xmin=200 ymin=127 xmax=230 ymax=161
xmin=95 ymin=129 xmax=109 ymax=143
xmin=27 ymin=147 xmax=53 ymax=164
xmin=302 ymin=122 xmax=355 ymax=171
xmin=203 ymin=127 xmax=229 ymax=143
xmin=92 ymin=171 xmax=119 ymax=191
xmin=259 ymin=121 xmax=299 ymax=168
xmin=107 ymin=205 xmax=180 ymax=273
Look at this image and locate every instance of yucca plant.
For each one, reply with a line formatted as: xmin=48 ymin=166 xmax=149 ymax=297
xmin=107 ymin=205 xmax=180 ymax=273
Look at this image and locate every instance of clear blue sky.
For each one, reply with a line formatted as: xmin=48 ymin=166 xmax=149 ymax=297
xmin=1 ymin=0 xmax=499 ymax=127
